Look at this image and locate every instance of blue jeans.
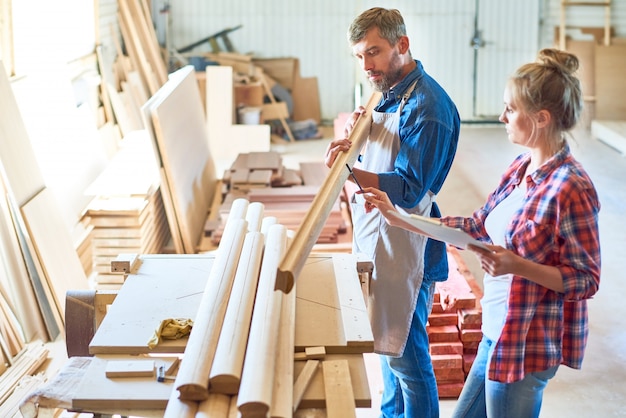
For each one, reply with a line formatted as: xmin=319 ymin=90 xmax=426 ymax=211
xmin=380 ymin=280 xmax=438 ymax=418
xmin=452 ymin=336 xmax=559 ymax=418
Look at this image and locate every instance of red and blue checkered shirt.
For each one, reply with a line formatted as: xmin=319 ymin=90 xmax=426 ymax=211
xmin=442 ymin=143 xmax=601 ymax=383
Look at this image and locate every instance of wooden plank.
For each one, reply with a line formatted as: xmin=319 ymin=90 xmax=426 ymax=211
xmin=332 ymin=254 xmax=373 ymax=349
xmin=105 ymin=359 xmax=155 ymax=378
xmin=275 ymin=91 xmax=382 ymax=293
xmin=0 ymin=170 xmax=47 ymax=342
xmin=293 ymin=360 xmax=319 ymax=412
xmin=117 ymin=0 xmax=159 ymax=95
xmin=322 ymin=360 xmax=356 ymax=418
xmin=196 ymin=394 xmax=231 ymax=418
xmin=292 ymin=76 xmax=322 ymax=124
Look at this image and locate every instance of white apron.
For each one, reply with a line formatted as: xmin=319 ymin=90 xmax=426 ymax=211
xmin=352 ymin=82 xmax=435 ymax=356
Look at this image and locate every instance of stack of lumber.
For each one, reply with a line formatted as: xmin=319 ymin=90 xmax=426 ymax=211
xmin=84 ymin=189 xmax=170 ymax=286
xmin=81 ymin=132 xmax=171 ymax=286
xmin=95 ymin=0 xmax=169 ymax=148
xmin=0 ymin=342 xmax=49 ymax=417
xmin=428 ymin=246 xmax=483 ymax=398
xmin=208 ymin=152 xmax=348 ymax=246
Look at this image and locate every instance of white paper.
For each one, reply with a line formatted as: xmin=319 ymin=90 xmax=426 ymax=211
xmin=387 ymin=210 xmax=490 ymax=251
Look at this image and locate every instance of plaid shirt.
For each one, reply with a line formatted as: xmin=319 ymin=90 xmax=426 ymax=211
xmin=442 ymin=143 xmax=601 ymax=383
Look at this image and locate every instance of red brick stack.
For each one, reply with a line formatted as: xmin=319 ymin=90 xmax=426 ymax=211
xmin=427 ymin=247 xmax=483 ymax=398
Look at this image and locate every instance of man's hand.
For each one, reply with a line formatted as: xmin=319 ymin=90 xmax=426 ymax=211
xmin=324 ymin=107 xmax=367 ymax=169
xmin=324 ymin=139 xmax=352 ymax=168
xmin=343 ymin=106 xmax=367 ymax=138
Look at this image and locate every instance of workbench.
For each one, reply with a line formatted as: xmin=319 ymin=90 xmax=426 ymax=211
xmin=32 ymin=252 xmax=374 ymax=417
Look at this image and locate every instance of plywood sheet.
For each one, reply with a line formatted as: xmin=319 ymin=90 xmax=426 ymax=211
xmin=143 ymin=65 xmax=217 ymax=253
xmin=295 ymin=255 xmax=373 ymax=353
xmin=89 ymin=255 xmax=214 ymax=354
xmin=0 ymin=61 xmax=46 ymax=206
xmin=20 ymin=187 xmax=88 ymax=319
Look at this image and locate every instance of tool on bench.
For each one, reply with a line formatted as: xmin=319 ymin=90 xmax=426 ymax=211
xmin=156 ymin=365 xmax=175 ymax=382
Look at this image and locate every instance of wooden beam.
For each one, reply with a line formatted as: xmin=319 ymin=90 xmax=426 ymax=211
xmin=275 ymin=91 xmax=382 ymax=293
xmin=293 ymin=360 xmax=319 ymax=412
xmin=322 ymin=360 xmax=356 ymax=418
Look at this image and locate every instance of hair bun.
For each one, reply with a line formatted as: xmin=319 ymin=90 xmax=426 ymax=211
xmin=537 ymin=48 xmax=579 ymax=75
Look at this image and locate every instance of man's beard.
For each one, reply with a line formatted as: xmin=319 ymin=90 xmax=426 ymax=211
xmin=367 ymin=51 xmax=404 ymax=92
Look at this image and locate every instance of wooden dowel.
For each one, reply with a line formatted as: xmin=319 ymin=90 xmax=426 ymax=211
xmin=275 ymin=91 xmax=382 ymax=293
xmin=172 ymin=217 xmax=247 ymax=402
xmin=209 ymin=231 xmax=264 ymax=394
xmin=245 ymin=201 xmax=264 ymax=233
xmin=163 ymin=386 xmax=198 ymax=418
xmin=238 ymin=224 xmax=288 ymax=417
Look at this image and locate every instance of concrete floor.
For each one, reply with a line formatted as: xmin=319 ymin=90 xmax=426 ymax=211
xmin=275 ymin=122 xmax=626 ymax=417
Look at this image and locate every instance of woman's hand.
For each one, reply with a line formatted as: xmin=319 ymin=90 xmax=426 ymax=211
xmin=360 ymin=187 xmax=396 ymax=218
xmin=468 ymin=243 xmax=565 ymax=292
xmin=468 ymin=244 xmax=518 ymax=277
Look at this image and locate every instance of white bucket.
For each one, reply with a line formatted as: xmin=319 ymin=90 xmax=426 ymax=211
xmin=238 ymin=107 xmax=261 ymax=125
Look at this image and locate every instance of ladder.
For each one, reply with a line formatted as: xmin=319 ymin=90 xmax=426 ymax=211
xmin=559 ymin=1 xmax=612 ymax=50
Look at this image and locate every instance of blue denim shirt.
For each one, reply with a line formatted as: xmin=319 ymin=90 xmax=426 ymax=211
xmin=375 ymin=60 xmax=460 ymax=281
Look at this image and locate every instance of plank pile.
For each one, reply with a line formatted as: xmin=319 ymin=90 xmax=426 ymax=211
xmin=208 ymin=152 xmax=348 ymax=246
xmin=428 ymin=246 xmax=483 ymax=398
xmin=84 ymin=189 xmax=170 ymax=286
xmin=81 ymin=133 xmax=171 ymax=286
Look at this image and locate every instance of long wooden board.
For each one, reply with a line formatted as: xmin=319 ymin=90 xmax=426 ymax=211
xmin=275 ymin=91 xmax=381 ymax=293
